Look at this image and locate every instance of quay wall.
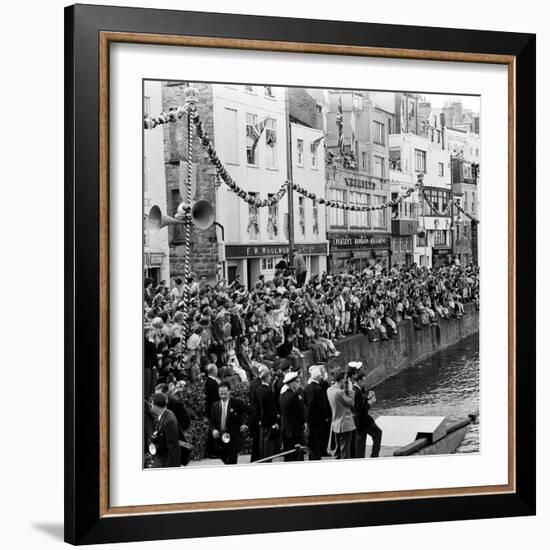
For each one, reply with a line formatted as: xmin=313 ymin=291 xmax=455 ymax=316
xmin=296 ymin=303 xmax=479 ymax=388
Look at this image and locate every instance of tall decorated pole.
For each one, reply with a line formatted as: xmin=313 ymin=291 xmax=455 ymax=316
xmin=182 ymin=85 xmax=198 ymax=342
xmin=285 ymin=88 xmax=295 ymax=266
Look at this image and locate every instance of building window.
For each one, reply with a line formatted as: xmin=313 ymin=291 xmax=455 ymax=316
xmin=143 ymin=96 xmax=151 ymax=116
xmin=374 ymin=156 xmax=385 ymax=179
xmin=423 ymin=188 xmax=450 ymax=215
xmin=415 ymin=149 xmax=426 ymax=173
xmin=328 ymin=189 xmax=346 ymax=227
xmin=265 ymin=118 xmax=277 ymax=169
xmin=298 ymin=196 xmax=306 ymax=237
xmin=372 ymin=195 xmax=387 ymax=229
xmin=311 ymin=137 xmax=322 ymax=168
xmin=267 ymin=194 xmax=279 ymax=239
xmin=313 ymin=200 xmax=319 ymax=234
xmin=353 ymin=94 xmax=363 ymax=110
xmin=434 ymin=230 xmax=446 ymax=246
xmin=247 ymin=192 xmax=259 ymax=240
xmin=224 ymin=108 xmax=239 ymax=164
xmin=349 ymin=191 xmax=368 ymax=228
xmin=246 ymin=113 xmax=259 ymax=165
xmin=264 ymin=86 xmax=274 ymax=97
xmin=472 ymin=192 xmax=476 ymax=214
xmin=361 ymin=151 xmax=367 ymax=170
xmin=373 ymin=121 xmax=385 ymax=145
xmin=261 ymin=257 xmax=275 ymax=271
xmin=417 ymin=234 xmax=427 ymax=248
xmin=297 ymin=139 xmax=304 ymax=166
xmin=438 ymin=162 xmax=444 ymax=176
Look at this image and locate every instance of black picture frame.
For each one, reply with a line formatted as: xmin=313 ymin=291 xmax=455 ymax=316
xmin=65 ymin=3 xmax=536 ymax=545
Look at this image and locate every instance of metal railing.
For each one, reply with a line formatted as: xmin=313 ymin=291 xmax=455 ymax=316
xmin=253 ymin=444 xmax=311 ymax=463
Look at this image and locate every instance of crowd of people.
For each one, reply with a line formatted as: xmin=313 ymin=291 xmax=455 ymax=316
xmin=147 ymin=361 xmax=381 ymax=467
xmin=143 ymin=258 xmax=479 ymax=467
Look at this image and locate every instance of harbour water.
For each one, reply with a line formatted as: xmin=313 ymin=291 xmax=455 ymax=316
xmin=371 ymin=332 xmax=480 ymax=453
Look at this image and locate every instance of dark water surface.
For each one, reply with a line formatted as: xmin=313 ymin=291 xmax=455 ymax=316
xmin=372 ymin=333 xmax=480 ymax=453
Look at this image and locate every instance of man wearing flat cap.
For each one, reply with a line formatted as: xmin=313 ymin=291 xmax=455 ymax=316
xmin=279 ymin=371 xmax=307 ymax=461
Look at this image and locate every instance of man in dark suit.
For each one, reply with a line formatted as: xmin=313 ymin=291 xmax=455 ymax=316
xmin=304 ymin=365 xmax=331 ymax=460
xmin=248 ymin=365 xmax=269 ymax=462
xmin=279 ymin=371 xmax=306 ymax=461
xmin=149 ymin=393 xmax=181 ymax=468
xmin=209 ymin=381 xmax=250 ymax=465
xmin=256 ymin=368 xmax=280 ymax=460
xmin=363 ymin=384 xmax=382 ymax=458
xmin=204 ymin=364 xmax=220 ymax=458
xmin=155 ymin=383 xmax=190 ymax=432
xmin=204 ymin=364 xmax=220 ymax=417
xmin=346 ymin=363 xmax=363 ymax=458
xmin=351 ymin=370 xmax=370 ymax=458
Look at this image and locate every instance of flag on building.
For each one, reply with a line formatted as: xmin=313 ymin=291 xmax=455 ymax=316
xmin=336 ymin=93 xmax=344 ymax=154
xmin=310 ymin=135 xmax=324 ymax=153
xmin=247 ymin=117 xmax=267 ymax=155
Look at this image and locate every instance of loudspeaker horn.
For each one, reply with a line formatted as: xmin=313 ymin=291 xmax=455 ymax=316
xmin=147 ymin=205 xmax=185 ymax=232
xmin=190 ymin=200 xmax=215 ymax=230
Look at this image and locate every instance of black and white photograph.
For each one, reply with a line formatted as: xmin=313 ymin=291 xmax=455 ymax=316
xmin=142 ymin=81 xmax=480 ymax=468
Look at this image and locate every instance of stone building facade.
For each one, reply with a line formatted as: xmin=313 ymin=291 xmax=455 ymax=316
xmin=161 ymin=82 xmax=220 ymax=281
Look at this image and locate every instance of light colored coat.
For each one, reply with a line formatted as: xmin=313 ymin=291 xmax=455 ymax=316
xmin=327 ymin=385 xmax=356 ymax=433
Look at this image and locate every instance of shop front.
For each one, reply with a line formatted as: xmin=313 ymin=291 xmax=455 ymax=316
xmin=327 ymin=232 xmax=391 ymax=273
xmin=224 ymin=242 xmax=328 ymax=287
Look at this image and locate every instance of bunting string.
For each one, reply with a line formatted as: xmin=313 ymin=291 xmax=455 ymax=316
xmin=291 ymin=181 xmax=418 ymax=211
xmin=144 ymin=100 xmax=455 ymax=215
xmin=452 ymin=200 xmax=479 ymax=223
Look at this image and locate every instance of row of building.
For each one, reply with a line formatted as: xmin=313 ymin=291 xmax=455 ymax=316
xmin=144 ymin=81 xmax=480 ymax=287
